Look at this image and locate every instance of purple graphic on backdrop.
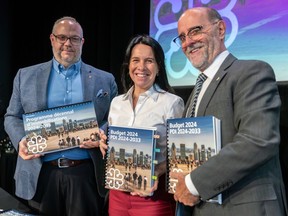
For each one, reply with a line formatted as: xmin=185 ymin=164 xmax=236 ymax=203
xmin=150 ymin=0 xmax=288 ymax=86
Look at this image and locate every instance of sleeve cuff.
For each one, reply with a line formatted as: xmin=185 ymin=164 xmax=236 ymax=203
xmin=185 ymin=174 xmax=199 ymax=196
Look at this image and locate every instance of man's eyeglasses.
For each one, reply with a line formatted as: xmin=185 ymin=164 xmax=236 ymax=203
xmin=173 ymin=21 xmax=220 ymax=47
xmin=53 ymin=34 xmax=83 ymax=46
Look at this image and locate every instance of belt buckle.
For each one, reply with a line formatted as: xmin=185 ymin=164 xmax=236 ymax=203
xmin=57 ymin=158 xmax=69 ymax=168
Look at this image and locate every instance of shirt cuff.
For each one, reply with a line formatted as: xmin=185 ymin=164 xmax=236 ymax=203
xmin=185 ymin=174 xmax=199 ymax=196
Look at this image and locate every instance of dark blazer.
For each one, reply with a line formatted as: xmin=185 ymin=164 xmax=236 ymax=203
xmin=184 ymin=54 xmax=287 ymax=215
xmin=4 ymin=60 xmax=118 ymax=200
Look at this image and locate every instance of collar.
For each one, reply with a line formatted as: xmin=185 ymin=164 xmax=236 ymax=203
xmin=52 ymin=58 xmax=81 ymax=76
xmin=203 ymin=50 xmax=229 ymax=79
xmin=122 ymin=84 xmax=164 ymax=102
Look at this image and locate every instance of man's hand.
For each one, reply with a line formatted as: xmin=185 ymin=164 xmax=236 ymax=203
xmin=18 ymin=138 xmax=41 ymax=160
xmin=170 ymin=171 xmax=200 ymax=206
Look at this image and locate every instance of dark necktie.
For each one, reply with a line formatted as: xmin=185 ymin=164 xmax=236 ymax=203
xmin=188 ymin=73 xmax=207 ymax=117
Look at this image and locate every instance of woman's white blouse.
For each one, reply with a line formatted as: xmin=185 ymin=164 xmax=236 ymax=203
xmin=108 ymin=85 xmax=185 ymax=165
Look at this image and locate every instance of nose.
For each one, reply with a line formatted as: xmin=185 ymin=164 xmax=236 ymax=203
xmin=182 ymin=36 xmax=195 ymax=48
xmin=137 ymin=61 xmax=145 ymax=70
xmin=64 ymin=38 xmax=73 ymax=45
xmin=181 ymin=36 xmax=197 ymax=52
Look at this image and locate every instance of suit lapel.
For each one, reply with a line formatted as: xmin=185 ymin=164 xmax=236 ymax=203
xmin=81 ymin=63 xmax=96 ymax=101
xmin=36 ymin=62 xmax=52 ymax=110
xmin=197 ymin=54 xmax=237 ymax=116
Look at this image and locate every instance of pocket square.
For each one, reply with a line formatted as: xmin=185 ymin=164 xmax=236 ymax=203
xmin=97 ymin=89 xmax=108 ymax=98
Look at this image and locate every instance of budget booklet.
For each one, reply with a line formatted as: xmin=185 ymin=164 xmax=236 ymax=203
xmin=22 ymin=101 xmax=99 ymax=155
xmin=167 ymin=116 xmax=222 ymax=204
xmin=105 ymin=125 xmax=159 ymax=196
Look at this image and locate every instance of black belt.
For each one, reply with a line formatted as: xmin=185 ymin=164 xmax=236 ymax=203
xmin=46 ymin=158 xmax=92 ymax=168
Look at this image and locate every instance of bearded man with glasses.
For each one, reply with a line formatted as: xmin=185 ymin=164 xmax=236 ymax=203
xmin=4 ymin=16 xmax=118 ymax=216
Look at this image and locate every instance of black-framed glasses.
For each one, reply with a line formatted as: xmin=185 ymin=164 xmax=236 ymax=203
xmin=53 ymin=34 xmax=83 ymax=45
xmin=173 ymin=21 xmax=220 ymax=47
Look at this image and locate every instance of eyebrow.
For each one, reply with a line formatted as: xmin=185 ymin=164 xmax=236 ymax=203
xmin=188 ymin=25 xmax=203 ymax=31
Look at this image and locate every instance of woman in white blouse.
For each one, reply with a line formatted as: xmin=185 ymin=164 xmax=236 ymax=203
xmin=100 ymin=34 xmax=184 ymax=216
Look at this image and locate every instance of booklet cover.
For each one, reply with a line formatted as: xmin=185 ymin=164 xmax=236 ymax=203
xmin=167 ymin=116 xmax=222 ymax=204
xmin=105 ymin=125 xmax=159 ymax=196
xmin=22 ymin=101 xmax=99 ymax=155
xmin=0 ymin=209 xmax=35 ymax=216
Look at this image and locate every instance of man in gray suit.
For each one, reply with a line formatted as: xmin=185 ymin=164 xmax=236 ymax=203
xmin=4 ymin=16 xmax=117 ymax=216
xmin=170 ymin=7 xmax=287 ymax=216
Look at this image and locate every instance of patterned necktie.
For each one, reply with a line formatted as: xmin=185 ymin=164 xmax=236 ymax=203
xmin=188 ymin=73 xmax=207 ymax=117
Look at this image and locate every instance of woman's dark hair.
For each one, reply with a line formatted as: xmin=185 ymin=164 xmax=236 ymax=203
xmin=120 ymin=34 xmax=175 ymax=93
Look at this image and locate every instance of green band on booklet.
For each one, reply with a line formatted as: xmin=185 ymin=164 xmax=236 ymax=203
xmin=152 ymin=176 xmax=158 ymax=180
xmin=154 ymin=148 xmax=160 ymax=152
xmin=153 ymin=160 xmax=158 ymax=164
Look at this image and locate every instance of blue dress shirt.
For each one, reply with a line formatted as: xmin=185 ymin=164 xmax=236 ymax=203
xmin=43 ymin=58 xmax=90 ymax=162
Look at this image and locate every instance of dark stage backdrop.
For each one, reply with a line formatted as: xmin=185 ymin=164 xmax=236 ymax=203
xmin=0 ymin=0 xmax=150 ymax=107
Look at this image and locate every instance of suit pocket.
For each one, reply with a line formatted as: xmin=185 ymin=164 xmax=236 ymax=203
xmin=230 ymin=183 xmax=277 ymax=204
xmin=93 ymin=96 xmax=110 ymax=124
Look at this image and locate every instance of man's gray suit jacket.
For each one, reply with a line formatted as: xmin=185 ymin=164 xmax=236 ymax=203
xmin=183 ymin=54 xmax=287 ymax=215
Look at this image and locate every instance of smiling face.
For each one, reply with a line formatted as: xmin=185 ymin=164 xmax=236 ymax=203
xmin=129 ymin=44 xmax=159 ymax=93
xmin=177 ymin=8 xmax=226 ymax=71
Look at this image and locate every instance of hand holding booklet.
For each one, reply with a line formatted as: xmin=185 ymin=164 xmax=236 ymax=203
xmin=22 ymin=101 xmax=99 ymax=155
